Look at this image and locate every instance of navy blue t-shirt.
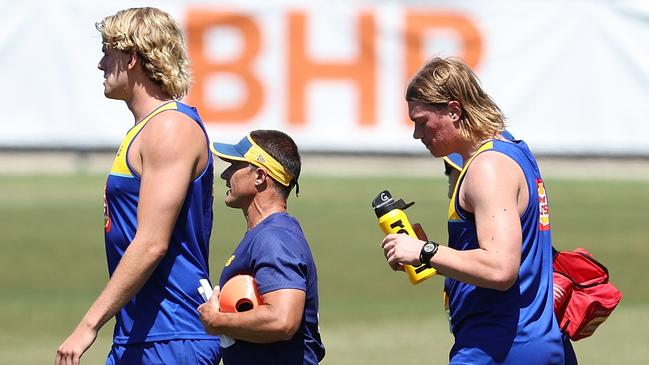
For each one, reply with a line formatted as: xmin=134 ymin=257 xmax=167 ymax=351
xmin=219 ymin=212 xmax=325 ymax=364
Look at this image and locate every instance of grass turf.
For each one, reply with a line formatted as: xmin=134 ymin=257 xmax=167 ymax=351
xmin=0 ymin=173 xmax=646 ymax=364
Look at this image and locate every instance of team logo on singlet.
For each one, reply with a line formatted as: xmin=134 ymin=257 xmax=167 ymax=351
xmin=225 ymin=255 xmax=235 ymax=267
xmin=103 ymin=185 xmax=112 ymax=233
xmin=536 ymin=179 xmax=550 ymax=231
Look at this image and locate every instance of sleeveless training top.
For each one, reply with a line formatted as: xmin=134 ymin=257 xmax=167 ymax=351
xmin=103 ymin=101 xmax=217 ymax=344
xmin=445 ymin=139 xmax=563 ymax=364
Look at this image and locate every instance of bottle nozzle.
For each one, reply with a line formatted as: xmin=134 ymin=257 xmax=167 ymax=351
xmin=372 ymin=190 xmax=415 ymax=218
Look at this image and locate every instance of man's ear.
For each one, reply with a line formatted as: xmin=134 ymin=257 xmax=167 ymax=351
xmin=127 ymin=50 xmax=139 ymax=70
xmin=254 ymin=167 xmax=269 ymax=187
xmin=448 ymin=100 xmax=462 ymax=122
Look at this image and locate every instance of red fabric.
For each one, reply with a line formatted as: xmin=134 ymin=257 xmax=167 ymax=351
xmin=552 ymin=248 xmax=623 ymax=341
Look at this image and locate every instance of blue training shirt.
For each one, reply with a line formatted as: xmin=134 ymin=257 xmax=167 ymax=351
xmin=219 ymin=212 xmax=325 ymax=365
xmin=445 ymin=139 xmax=564 ymax=364
xmin=104 ymin=101 xmax=219 ymax=345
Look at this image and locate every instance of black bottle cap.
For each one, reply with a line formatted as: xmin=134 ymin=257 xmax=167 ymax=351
xmin=371 ymin=190 xmax=415 ymax=218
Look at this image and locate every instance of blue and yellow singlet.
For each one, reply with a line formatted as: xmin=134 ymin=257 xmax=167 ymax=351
xmin=103 ymin=101 xmax=217 ymax=344
xmin=445 ymin=139 xmax=564 ymax=364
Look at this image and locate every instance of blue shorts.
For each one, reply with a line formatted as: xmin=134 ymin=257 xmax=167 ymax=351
xmin=450 ymin=338 xmax=564 ymax=365
xmin=106 ymin=339 xmax=221 ymax=365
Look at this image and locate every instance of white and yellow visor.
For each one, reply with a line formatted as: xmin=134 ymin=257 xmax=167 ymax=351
xmin=210 ymin=134 xmax=293 ymax=187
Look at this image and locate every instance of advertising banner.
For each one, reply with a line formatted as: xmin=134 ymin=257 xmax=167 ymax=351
xmin=1 ymin=0 xmax=647 ymax=155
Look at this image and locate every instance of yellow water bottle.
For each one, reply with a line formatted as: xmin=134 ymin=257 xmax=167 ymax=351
xmin=372 ymin=190 xmax=437 ymax=284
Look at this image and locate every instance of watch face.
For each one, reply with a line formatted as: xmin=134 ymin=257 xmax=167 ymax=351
xmin=424 ymin=243 xmax=435 ymax=253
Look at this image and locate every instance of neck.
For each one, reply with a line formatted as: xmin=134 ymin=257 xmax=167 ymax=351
xmin=460 ymin=135 xmax=499 ymax=162
xmin=125 ymin=78 xmax=173 ymax=124
xmin=244 ymin=196 xmax=287 ymax=230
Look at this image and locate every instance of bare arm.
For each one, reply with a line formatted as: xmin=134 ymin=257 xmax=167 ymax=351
xmin=56 ymin=112 xmax=206 ymax=365
xmin=431 ymin=152 xmax=524 ymax=290
xmin=198 ymin=288 xmax=306 ymax=343
xmin=382 ymin=151 xmax=526 ymax=291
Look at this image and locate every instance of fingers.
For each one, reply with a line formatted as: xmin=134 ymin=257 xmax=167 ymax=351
xmin=380 ymin=234 xmax=397 ymax=247
xmin=382 ymin=241 xmax=392 ymax=258
xmin=382 ymin=244 xmax=403 ymax=272
xmin=56 ymin=345 xmax=68 ymax=365
xmin=198 ymin=304 xmax=207 ymax=324
xmin=387 ymin=259 xmax=401 ymax=272
xmin=381 ymin=234 xmax=425 ymax=270
xmin=382 ymin=235 xmax=405 ymax=271
xmin=207 ymin=286 xmax=221 ymax=312
xmin=55 ymin=347 xmax=80 ymax=365
xmin=197 ymin=303 xmax=213 ymax=333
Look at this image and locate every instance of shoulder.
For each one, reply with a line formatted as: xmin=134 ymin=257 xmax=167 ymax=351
xmin=143 ymin=109 xmax=202 ymax=140
xmin=256 ymin=224 xmax=305 ymax=246
xmin=466 ymin=150 xmax=521 ymax=181
xmin=139 ymin=109 xmax=205 ymax=155
xmin=252 ymin=220 xmax=307 ymax=253
xmin=461 ymin=150 xmax=525 ymax=208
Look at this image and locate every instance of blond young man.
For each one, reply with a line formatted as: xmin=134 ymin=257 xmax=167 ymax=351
xmin=56 ymin=8 xmax=219 ymax=365
xmin=381 ymin=57 xmax=564 ymax=364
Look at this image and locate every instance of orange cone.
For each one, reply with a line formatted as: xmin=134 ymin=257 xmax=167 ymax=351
xmin=220 ymin=274 xmax=263 ymax=313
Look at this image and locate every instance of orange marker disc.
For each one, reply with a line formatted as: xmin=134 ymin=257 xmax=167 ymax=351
xmin=219 ymin=274 xmax=263 ymax=313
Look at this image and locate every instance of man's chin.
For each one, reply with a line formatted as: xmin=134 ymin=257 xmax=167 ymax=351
xmin=103 ymin=91 xmax=120 ymax=100
xmin=426 ymin=146 xmax=443 ymax=158
xmin=224 ymin=201 xmax=238 ymax=209
xmin=224 ymin=197 xmax=241 ymax=209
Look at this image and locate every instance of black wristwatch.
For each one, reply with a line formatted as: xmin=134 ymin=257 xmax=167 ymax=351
xmin=419 ymin=241 xmax=439 ymax=268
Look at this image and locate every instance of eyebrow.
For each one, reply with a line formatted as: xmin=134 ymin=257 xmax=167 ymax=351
xmin=411 ymin=114 xmax=426 ymax=123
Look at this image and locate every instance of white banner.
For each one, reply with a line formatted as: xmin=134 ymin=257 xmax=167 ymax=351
xmin=1 ymin=0 xmax=648 ymax=155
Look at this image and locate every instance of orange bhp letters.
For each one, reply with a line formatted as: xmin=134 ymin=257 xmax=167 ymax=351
xmin=186 ymin=9 xmax=263 ymax=123
xmin=403 ymin=11 xmax=482 ymax=125
xmin=184 ymin=6 xmax=482 ymax=127
xmin=287 ymin=11 xmax=376 ymax=126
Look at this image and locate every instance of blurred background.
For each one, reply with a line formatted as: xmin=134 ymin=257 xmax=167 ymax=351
xmin=1 ymin=0 xmax=648 ymax=364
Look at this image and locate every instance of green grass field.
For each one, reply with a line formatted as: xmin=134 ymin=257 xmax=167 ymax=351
xmin=1 ymin=172 xmax=647 ymax=364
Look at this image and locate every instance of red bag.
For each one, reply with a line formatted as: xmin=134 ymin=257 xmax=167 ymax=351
xmin=552 ymin=248 xmax=623 ymax=341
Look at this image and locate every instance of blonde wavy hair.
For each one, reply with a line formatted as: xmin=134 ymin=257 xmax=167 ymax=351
xmin=406 ymin=57 xmax=505 ymax=144
xmin=96 ymin=7 xmax=192 ymax=99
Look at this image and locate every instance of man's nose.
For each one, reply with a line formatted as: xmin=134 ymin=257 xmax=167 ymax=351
xmin=413 ymin=125 xmax=423 ymax=139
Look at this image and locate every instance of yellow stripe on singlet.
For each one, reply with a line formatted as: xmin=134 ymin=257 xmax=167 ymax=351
xmin=447 ymin=141 xmax=494 ymax=220
xmin=109 ymin=102 xmax=178 ymax=177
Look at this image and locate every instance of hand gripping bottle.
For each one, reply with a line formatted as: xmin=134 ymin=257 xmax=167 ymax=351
xmin=372 ymin=190 xmax=437 ymax=284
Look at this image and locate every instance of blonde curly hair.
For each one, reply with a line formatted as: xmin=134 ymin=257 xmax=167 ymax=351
xmin=96 ymin=7 xmax=192 ymax=99
xmin=406 ymin=57 xmax=505 ymax=145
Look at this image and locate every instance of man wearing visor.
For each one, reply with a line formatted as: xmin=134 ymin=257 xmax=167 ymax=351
xmin=198 ymin=130 xmax=325 ymax=365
